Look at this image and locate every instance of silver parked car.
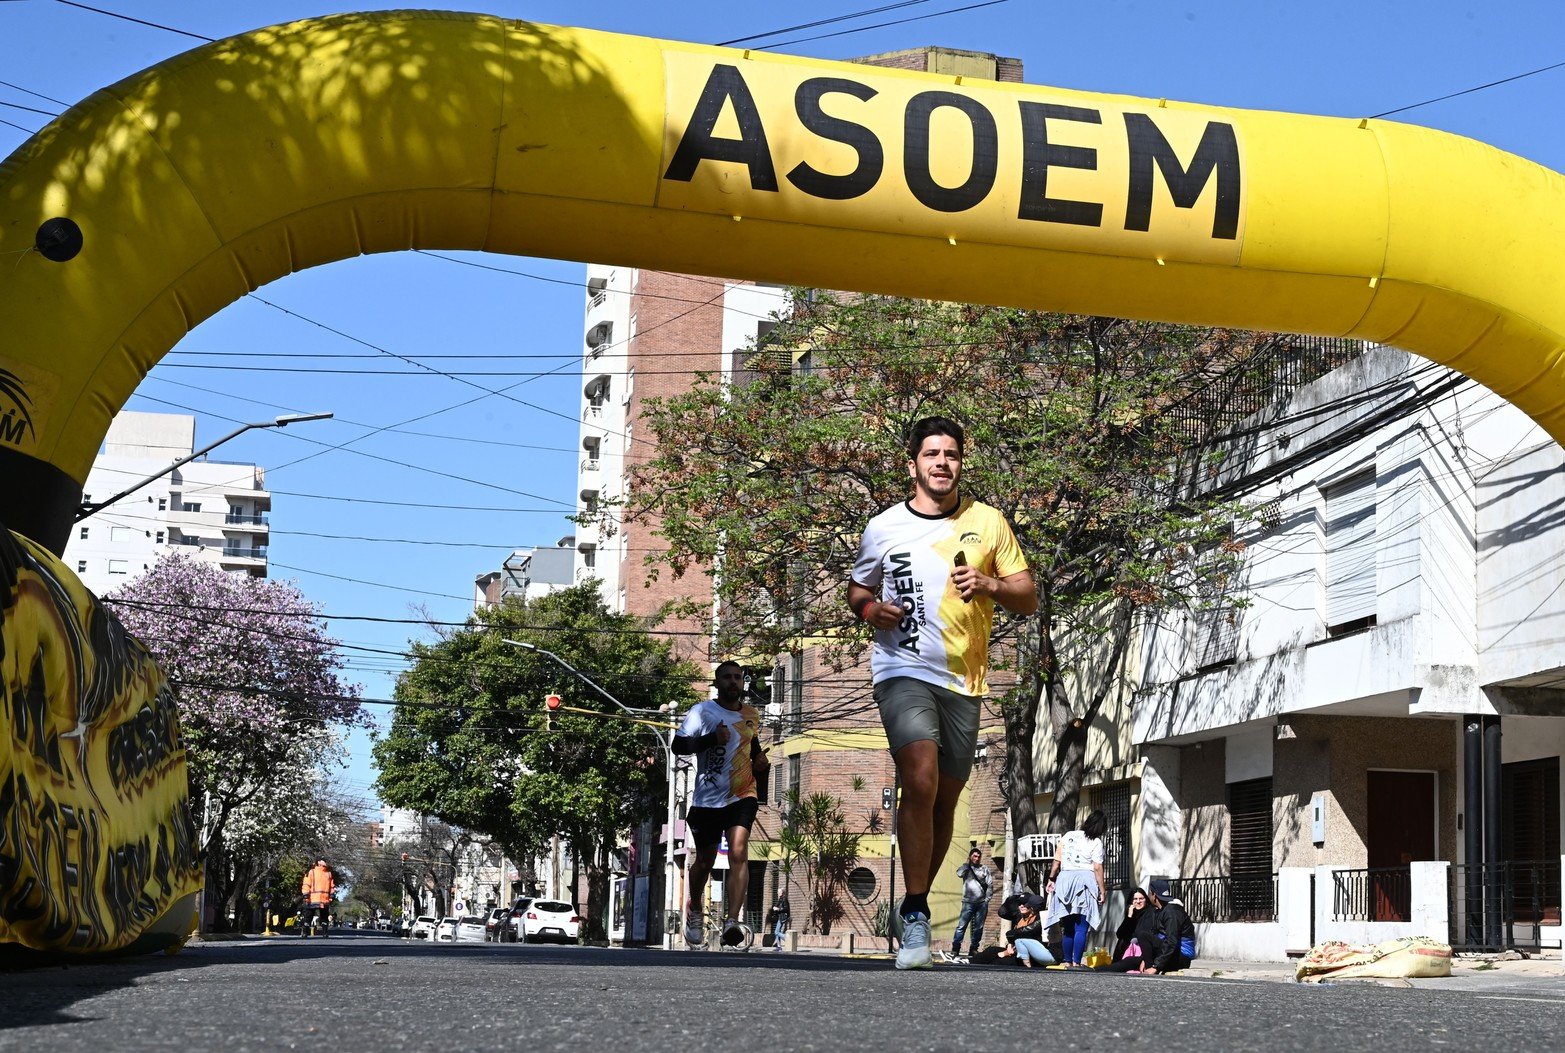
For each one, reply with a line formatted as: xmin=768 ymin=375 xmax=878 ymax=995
xmin=453 ymin=916 xmax=487 ymax=943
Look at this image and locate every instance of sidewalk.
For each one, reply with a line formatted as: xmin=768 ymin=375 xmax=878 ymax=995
xmin=1177 ymin=952 xmax=1565 ymax=990
xmin=798 ymin=945 xmax=1565 ymax=990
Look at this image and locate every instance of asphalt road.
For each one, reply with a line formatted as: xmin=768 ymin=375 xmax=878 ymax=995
xmin=3 ymin=931 xmax=1562 ymax=1052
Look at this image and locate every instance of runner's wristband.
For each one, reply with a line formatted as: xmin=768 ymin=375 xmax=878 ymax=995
xmin=853 ymin=596 xmax=876 ymax=620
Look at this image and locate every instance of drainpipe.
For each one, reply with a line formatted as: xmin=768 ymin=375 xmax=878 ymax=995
xmin=1463 ymin=718 xmax=1483 ymax=945
xmin=1483 ymin=716 xmax=1503 ymax=948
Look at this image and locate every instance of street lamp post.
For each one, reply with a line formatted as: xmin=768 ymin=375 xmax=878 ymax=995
xmin=75 ymin=411 xmax=334 ymax=521
xmin=501 ymin=638 xmax=685 ymax=949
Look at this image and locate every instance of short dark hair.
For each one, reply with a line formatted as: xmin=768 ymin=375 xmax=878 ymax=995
xmin=714 ymin=660 xmax=743 ymax=679
xmin=1082 ymin=808 xmax=1108 ymax=840
xmin=906 ymin=416 xmax=964 ymax=459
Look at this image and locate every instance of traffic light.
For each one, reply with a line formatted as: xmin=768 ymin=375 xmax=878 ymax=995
xmin=545 ymin=693 xmax=561 ymax=732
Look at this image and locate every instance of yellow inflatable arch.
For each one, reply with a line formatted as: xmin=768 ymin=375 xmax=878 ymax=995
xmin=3 ymin=9 xmax=1565 ymax=956
xmin=4 ymin=10 xmax=1565 ymax=552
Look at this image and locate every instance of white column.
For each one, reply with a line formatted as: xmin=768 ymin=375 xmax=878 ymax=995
xmin=1278 ymin=867 xmax=1313 ymax=954
xmin=1410 ymin=860 xmax=1450 ymax=941
xmin=1137 ymin=746 xmax=1182 ymax=883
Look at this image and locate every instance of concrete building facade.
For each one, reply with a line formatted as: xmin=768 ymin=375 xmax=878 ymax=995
xmin=1035 ymin=345 xmax=1565 ymax=960
xmin=65 ymin=410 xmax=271 ymax=593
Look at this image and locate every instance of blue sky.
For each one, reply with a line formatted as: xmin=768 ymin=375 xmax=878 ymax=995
xmin=4 ymin=0 xmax=1564 ymax=814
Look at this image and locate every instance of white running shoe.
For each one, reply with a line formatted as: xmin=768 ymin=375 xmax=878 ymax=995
xmin=895 ymin=913 xmax=933 ymax=970
xmin=683 ymin=908 xmax=705 ymax=948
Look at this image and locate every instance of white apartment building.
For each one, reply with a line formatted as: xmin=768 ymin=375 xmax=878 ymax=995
xmin=1101 ymin=345 xmax=1565 ymax=959
xmin=473 ymin=541 xmax=576 ymax=610
xmin=65 ymin=410 xmax=270 ymax=593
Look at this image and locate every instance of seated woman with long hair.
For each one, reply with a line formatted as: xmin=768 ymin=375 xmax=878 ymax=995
xmin=1095 ymin=886 xmax=1159 ymax=972
xmin=996 ymin=898 xmax=1055 ymax=967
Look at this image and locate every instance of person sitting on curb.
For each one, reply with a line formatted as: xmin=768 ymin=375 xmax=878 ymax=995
xmin=1095 ymin=886 xmax=1160 ymax=973
xmin=997 ymin=898 xmax=1055 ymax=967
xmin=1143 ymin=878 xmax=1196 ymax=975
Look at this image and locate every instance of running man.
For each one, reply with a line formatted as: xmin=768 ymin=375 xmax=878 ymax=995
xmin=674 ymin=660 xmax=769 ymax=948
xmin=848 ymin=416 xmax=1036 ymax=970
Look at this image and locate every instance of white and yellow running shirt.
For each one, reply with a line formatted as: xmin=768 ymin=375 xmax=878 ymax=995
xmin=852 ymin=497 xmax=1028 ymax=696
xmin=678 ymin=699 xmax=762 ymax=809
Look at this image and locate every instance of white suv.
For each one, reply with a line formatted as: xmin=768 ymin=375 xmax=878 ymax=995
xmin=409 ymin=915 xmax=438 ymax=940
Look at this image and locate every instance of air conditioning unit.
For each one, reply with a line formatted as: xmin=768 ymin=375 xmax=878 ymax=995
xmin=764 ymin=702 xmax=783 ymax=721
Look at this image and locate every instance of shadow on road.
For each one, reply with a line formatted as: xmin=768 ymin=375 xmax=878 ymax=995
xmin=0 ymin=931 xmax=902 ymax=1030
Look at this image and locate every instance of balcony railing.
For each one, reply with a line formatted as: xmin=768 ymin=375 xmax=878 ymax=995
xmin=1332 ymin=866 xmax=1411 ymax=922
xmin=1170 ymin=874 xmax=1276 ymax=923
xmin=1450 ymin=860 xmax=1562 ymax=952
xmin=580 ymin=457 xmax=600 ymax=473
xmin=584 ymin=403 xmax=603 ymax=419
xmin=224 ymin=513 xmax=269 ymax=526
xmin=222 ymin=545 xmax=268 ymax=560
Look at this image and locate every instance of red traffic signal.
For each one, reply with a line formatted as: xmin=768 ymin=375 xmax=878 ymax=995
xmin=545 ymin=694 xmax=562 ymax=711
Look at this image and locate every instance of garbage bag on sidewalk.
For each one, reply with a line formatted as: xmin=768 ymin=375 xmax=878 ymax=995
xmin=1295 ymin=936 xmax=1452 ymax=983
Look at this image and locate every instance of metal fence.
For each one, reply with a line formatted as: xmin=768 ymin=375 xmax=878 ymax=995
xmin=1449 ymin=860 xmax=1561 ymax=952
xmin=1331 ymin=866 xmax=1411 ymax=922
xmin=1170 ymin=874 xmax=1277 ymax=923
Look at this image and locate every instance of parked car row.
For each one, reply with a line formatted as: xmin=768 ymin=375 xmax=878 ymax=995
xmin=404 ymin=899 xmax=580 ymax=945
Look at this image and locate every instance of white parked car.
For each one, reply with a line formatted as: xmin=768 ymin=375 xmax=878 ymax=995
xmin=454 ymin=916 xmax=487 ymax=943
xmin=434 ymin=917 xmax=459 ymax=942
xmin=409 ymin=915 xmax=438 ymax=941
xmin=521 ymin=900 xmax=581 ymax=944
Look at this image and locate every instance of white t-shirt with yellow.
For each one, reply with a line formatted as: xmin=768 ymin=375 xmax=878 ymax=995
xmin=852 ymin=497 xmax=1028 ymax=697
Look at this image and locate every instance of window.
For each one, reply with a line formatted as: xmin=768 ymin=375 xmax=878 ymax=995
xmin=1228 ymin=777 xmax=1274 ymax=918
xmin=582 ymin=548 xmax=596 ymax=569
xmin=155 ymin=531 xmax=165 ymax=544
xmin=1089 ymin=783 xmax=1133 ymax=891
xmin=788 ymin=653 xmax=803 ymax=733
xmin=183 ymin=502 xmax=201 ymax=513
xmin=847 ymin=867 xmax=877 ymax=902
xmin=110 ymin=526 xmax=135 ymax=543
xmin=787 ymin=756 xmax=801 ymax=801
xmin=107 ymin=559 xmax=129 ymax=577
xmin=76 ymin=560 xmax=87 ymax=572
xmin=624 ymin=368 xmax=634 ymax=404
xmin=157 ymin=497 xmax=167 ymax=511
xmin=1324 ymin=470 xmax=1376 ymax=632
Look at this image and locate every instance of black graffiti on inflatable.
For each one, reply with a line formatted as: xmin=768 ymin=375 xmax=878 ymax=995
xmin=0 ymin=524 xmax=199 ymax=957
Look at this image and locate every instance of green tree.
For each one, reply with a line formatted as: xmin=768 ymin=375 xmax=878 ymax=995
xmin=373 ymin=584 xmax=700 ymax=940
xmin=628 ymin=294 xmax=1298 ymax=838
xmin=767 ymin=781 xmax=879 ymax=934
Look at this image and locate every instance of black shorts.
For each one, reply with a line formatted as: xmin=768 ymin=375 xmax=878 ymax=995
xmin=686 ymin=797 xmax=759 ymax=850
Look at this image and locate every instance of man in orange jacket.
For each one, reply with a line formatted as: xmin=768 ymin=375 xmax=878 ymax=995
xmin=300 ymin=858 xmax=335 ymax=937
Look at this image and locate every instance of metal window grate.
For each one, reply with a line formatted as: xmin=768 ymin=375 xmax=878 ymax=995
xmin=1090 ymin=783 xmax=1133 ymax=891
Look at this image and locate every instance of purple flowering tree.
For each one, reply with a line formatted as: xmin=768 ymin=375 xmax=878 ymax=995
xmin=107 ymin=552 xmax=365 ymax=930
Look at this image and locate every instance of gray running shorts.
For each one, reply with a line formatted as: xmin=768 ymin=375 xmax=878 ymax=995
xmin=873 ymin=676 xmax=981 ymax=782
